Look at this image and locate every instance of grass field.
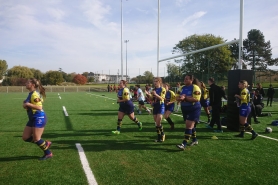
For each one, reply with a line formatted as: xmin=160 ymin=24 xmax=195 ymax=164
xmin=0 ymin=92 xmax=278 ymax=185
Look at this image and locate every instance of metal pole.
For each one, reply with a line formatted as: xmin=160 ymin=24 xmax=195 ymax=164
xmin=238 ymin=0 xmax=244 ymax=70
xmin=125 ymin=40 xmax=129 ymax=81
xmin=121 ymin=0 xmax=123 ymax=79
xmin=157 ymin=0 xmax=160 ymax=77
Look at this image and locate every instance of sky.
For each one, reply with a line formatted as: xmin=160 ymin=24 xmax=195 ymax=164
xmin=1 ymin=0 xmax=278 ymax=78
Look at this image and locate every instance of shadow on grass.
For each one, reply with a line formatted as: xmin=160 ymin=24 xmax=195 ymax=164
xmin=0 ymin=156 xmax=39 ymax=162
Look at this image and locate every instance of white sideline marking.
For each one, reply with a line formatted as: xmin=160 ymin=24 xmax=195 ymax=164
xmin=59 ymin=96 xmax=61 ymax=99
xmin=172 ymin=113 xmax=278 ymax=142
xmin=76 ymin=143 xmax=98 ymax=185
xmin=62 ymin=106 xmax=68 ymax=116
xmin=86 ymin=93 xmax=116 ymax=101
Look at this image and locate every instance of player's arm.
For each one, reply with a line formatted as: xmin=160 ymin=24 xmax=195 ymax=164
xmin=186 ymin=86 xmax=201 ymax=102
xmin=24 ymin=93 xmax=43 ymax=110
xmin=168 ymin=91 xmax=176 ymax=104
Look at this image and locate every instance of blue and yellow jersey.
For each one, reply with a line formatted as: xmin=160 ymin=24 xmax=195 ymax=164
xmin=175 ymin=85 xmax=183 ymax=95
xmin=149 ymin=87 xmax=166 ymax=104
xmin=180 ymin=84 xmax=201 ymax=106
xmin=240 ymin=88 xmax=250 ymax=105
xmin=25 ymin=91 xmax=43 ymax=114
xmin=165 ymin=90 xmax=176 ymax=104
xmin=201 ymin=87 xmax=209 ymax=100
xmin=118 ymin=87 xmax=131 ymax=101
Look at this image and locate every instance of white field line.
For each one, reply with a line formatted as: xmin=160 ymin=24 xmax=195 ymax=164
xmin=62 ymin=106 xmax=68 ymax=116
xmin=76 ymin=143 xmax=98 ymax=185
xmin=86 ymin=93 xmax=116 ymax=101
xmin=59 ymin=96 xmax=61 ymax=99
xmin=171 ymin=113 xmax=278 ymax=142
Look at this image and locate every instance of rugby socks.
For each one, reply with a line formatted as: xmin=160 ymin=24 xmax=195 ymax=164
xmin=239 ymin=125 xmax=245 ymax=136
xmin=191 ymin=127 xmax=197 ymax=142
xmin=24 ymin=136 xmax=33 ymax=143
xmin=133 ymin=117 xmax=140 ymax=126
xmin=156 ymin=126 xmax=161 ymax=141
xmin=182 ymin=129 xmax=192 ymax=146
xmin=117 ymin=119 xmax=122 ymax=131
xmin=166 ymin=117 xmax=174 ymax=127
xmin=36 ymin=139 xmax=51 ymax=155
xmin=244 ymin=123 xmax=256 ymax=135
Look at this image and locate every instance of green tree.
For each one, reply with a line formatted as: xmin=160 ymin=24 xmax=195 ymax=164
xmin=45 ymin=70 xmax=64 ymax=85
xmin=7 ymin=66 xmax=33 ymax=78
xmin=172 ymin=34 xmax=233 ymax=77
xmin=165 ymin=63 xmax=180 ymax=83
xmin=82 ymin=72 xmax=89 ymax=78
xmin=30 ymin=68 xmax=44 ymax=80
xmin=143 ymin=71 xmax=154 ymax=84
xmin=243 ymin=29 xmax=277 ymax=71
xmin=0 ymin=60 xmax=8 ymax=80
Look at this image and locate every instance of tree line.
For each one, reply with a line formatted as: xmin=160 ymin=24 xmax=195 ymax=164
xmin=1 ymin=29 xmax=277 ymax=86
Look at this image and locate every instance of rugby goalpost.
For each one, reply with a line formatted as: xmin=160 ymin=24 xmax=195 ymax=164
xmin=156 ymin=0 xmax=245 ymax=77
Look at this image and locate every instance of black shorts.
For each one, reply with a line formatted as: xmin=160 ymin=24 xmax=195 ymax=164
xmin=138 ymin=100 xmax=145 ymax=105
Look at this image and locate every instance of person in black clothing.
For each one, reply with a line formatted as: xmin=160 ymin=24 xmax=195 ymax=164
xmin=256 ymin=83 xmax=265 ymax=97
xmin=266 ymin=84 xmax=275 ymax=107
xmin=253 ymin=90 xmax=271 ymax=117
xmin=250 ymin=89 xmax=260 ymax=123
xmin=206 ymin=77 xmax=227 ymax=132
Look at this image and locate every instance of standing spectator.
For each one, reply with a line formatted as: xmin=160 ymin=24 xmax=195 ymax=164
xmin=256 ymin=83 xmax=265 ymax=98
xmin=266 ymin=84 xmax=275 ymax=107
xmin=206 ymin=77 xmax=226 ymax=133
xmin=107 ymin=84 xmax=110 ymax=92
xmin=235 ymin=80 xmax=258 ymax=139
xmin=176 ymin=75 xmax=201 ymax=150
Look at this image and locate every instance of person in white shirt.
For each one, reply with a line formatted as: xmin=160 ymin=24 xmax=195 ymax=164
xmin=135 ymin=85 xmax=151 ymax=114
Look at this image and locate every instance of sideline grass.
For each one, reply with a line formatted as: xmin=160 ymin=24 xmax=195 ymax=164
xmin=0 ymin=92 xmax=278 ymax=185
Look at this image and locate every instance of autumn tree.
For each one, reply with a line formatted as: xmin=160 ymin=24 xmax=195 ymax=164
xmin=72 ymin=74 xmax=87 ymax=85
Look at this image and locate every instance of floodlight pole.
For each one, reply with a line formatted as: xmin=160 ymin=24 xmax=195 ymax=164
xmin=121 ymin=0 xmax=123 ymax=80
xmin=157 ymin=0 xmax=160 ymax=77
xmin=124 ymin=40 xmax=129 ymax=81
xmin=238 ymin=0 xmax=244 ymax=70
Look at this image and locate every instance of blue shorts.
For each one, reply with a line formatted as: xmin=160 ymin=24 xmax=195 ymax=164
xmin=152 ymin=103 xmax=165 ymax=115
xmin=200 ymin=99 xmax=209 ymax=108
xmin=26 ymin=111 xmax=47 ymax=128
xmin=165 ymin=103 xmax=175 ymax=112
xmin=239 ymin=104 xmax=251 ymax=117
xmin=119 ymin=100 xmax=134 ymax=115
xmin=181 ymin=104 xmax=201 ymax=122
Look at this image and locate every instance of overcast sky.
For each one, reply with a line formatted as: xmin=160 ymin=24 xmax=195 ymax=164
xmin=1 ymin=0 xmax=278 ymax=78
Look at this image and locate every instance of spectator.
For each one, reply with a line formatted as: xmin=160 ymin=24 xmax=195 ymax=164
xmin=256 ymin=83 xmax=265 ymax=97
xmin=266 ymin=84 xmax=275 ymax=107
xmin=206 ymin=77 xmax=226 ymax=133
xmin=253 ymin=90 xmax=271 ymax=117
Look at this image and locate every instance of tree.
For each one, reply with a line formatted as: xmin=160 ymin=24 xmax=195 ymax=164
xmin=30 ymin=68 xmax=44 ymax=80
xmin=82 ymin=72 xmax=89 ymax=78
xmin=7 ymin=66 xmax=33 ymax=78
xmin=0 ymin=60 xmax=8 ymax=80
xmin=243 ymin=29 xmax=277 ymax=71
xmin=45 ymin=70 xmax=64 ymax=85
xmin=72 ymin=74 xmax=87 ymax=85
xmin=172 ymin=34 xmax=233 ymax=76
xmin=165 ymin=63 xmax=180 ymax=82
xmin=65 ymin=72 xmax=76 ymax=82
xmin=143 ymin=71 xmax=154 ymax=84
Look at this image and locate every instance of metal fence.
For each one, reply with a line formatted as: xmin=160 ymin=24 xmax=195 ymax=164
xmin=0 ymin=86 xmax=107 ymax=93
